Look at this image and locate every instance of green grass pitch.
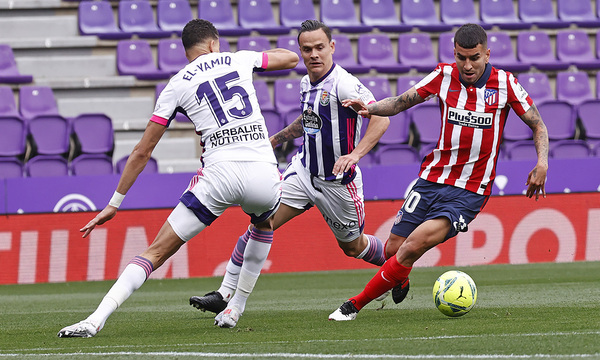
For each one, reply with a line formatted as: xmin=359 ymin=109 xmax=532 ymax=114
xmin=1 ymin=261 xmax=599 ymax=359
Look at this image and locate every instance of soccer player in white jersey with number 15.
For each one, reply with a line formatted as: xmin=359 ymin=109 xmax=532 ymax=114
xmin=330 ymin=23 xmax=550 ymax=321
xmin=57 ymin=19 xmax=298 ymax=337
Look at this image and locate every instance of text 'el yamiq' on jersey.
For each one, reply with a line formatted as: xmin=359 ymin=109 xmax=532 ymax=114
xmin=414 ymin=62 xmax=533 ymax=196
xmin=296 ymin=64 xmax=376 ymax=184
xmin=152 ymin=50 xmax=276 ymax=167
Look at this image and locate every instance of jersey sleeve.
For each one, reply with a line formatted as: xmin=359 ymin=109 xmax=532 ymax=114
xmin=236 ymin=50 xmax=268 ymax=72
xmin=337 ymin=74 xmax=376 ymax=105
xmin=506 ymin=72 xmax=533 ymax=117
xmin=415 ymin=64 xmax=445 ymax=100
xmin=152 ymin=81 xmax=178 ymax=127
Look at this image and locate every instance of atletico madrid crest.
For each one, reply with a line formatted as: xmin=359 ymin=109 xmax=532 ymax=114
xmin=484 ymin=89 xmax=498 ymax=106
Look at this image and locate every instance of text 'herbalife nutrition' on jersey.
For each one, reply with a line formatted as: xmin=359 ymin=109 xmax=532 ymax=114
xmin=183 ymin=55 xmax=232 ymax=81
xmin=208 ymin=124 xmax=266 ymax=147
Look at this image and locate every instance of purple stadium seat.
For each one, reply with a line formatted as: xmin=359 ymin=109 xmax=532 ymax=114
xmin=250 ymin=79 xmax=273 ymax=112
xmin=157 ymin=38 xmax=188 ymax=74
xmin=397 ymin=75 xmax=423 ymax=95
xmin=0 ymin=44 xmax=33 ymax=84
xmin=401 ymin=0 xmax=453 ymax=32
xmin=237 ymin=36 xmax=271 ymax=52
xmin=117 ymin=40 xmax=171 ymax=80
xmin=238 ymin=0 xmax=291 ymax=35
xmin=157 ymin=0 xmax=193 ymax=36
xmin=517 ymin=72 xmax=554 ymax=104
xmin=438 ymin=32 xmax=455 ymax=64
xmin=358 ymin=152 xmax=377 ymax=168
xmin=578 ymin=100 xmax=600 ymax=147
xmin=116 ymin=155 xmax=158 ymax=174
xmin=556 ymin=30 xmax=600 ymax=70
xmin=360 ymin=0 xmax=411 ymax=33
xmin=119 ymin=1 xmax=171 ymax=38
xmin=219 ymin=38 xmax=231 ymax=53
xmin=19 ymin=86 xmax=60 ymax=120
xmin=518 ymin=0 xmax=568 ymax=28
xmin=480 ymin=0 xmax=529 ymax=29
xmin=198 ymin=0 xmax=250 ymax=36
xmin=276 ymin=35 xmax=306 ymax=75
xmin=517 ymin=31 xmax=569 ymax=71
xmin=537 ymin=100 xmax=576 ymax=141
xmin=380 ymin=112 xmax=411 ymax=145
xmin=261 ymin=109 xmax=284 ymax=136
xmin=274 ymin=78 xmax=301 ymax=115
xmin=506 ymin=140 xmax=537 ymax=160
xmin=155 ymin=83 xmax=189 ymax=123
xmin=360 ymin=76 xmax=392 ymax=101
xmin=279 ymin=0 xmax=316 ymax=29
xmin=487 ymin=31 xmax=529 ymax=72
xmin=25 ymin=155 xmax=69 ymax=177
xmin=377 ymin=144 xmax=420 ymax=165
xmin=398 ymin=33 xmax=437 ymax=73
xmin=555 ymin=71 xmax=594 ymax=106
xmin=332 ymin=34 xmax=369 ymax=74
xmin=0 ymin=158 xmax=24 ymax=178
xmin=440 ymin=0 xmax=484 ymax=28
xmin=557 ymin=0 xmax=600 ymax=28
xmin=320 ymin=0 xmax=372 ymax=33
xmin=411 ymin=103 xmax=441 ymax=145
xmin=0 ymin=86 xmax=19 ymax=116
xmin=357 ymin=34 xmax=410 ymax=74
xmin=0 ymin=116 xmax=27 ymax=157
xmin=71 ymin=113 xmax=114 ymax=155
xmin=70 ymin=154 xmax=114 ymax=176
xmin=28 ymin=115 xmax=70 ymax=156
xmin=419 ymin=142 xmax=437 ymax=159
xmin=78 ymin=1 xmax=132 ymax=40
xmin=503 ymin=111 xmax=532 ymax=143
xmin=550 ymin=139 xmax=592 ymax=159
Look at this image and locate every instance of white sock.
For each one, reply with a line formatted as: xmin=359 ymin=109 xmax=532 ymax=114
xmin=86 ymin=257 xmax=153 ymax=331
xmin=217 ymin=260 xmax=239 ymax=302
xmin=227 ymin=228 xmax=273 ymax=314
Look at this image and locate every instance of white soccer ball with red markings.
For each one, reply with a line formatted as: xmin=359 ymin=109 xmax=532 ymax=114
xmin=433 ymin=270 xmax=477 ymax=317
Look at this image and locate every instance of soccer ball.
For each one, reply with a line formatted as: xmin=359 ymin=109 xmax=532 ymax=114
xmin=433 ymin=270 xmax=477 ymax=317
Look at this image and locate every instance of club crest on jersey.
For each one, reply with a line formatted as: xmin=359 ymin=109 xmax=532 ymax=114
xmin=302 ymin=107 xmax=322 ymax=135
xmin=319 ymin=91 xmax=330 ymax=106
xmin=394 ymin=210 xmax=403 ymax=225
xmin=484 ymin=89 xmax=498 ymax=106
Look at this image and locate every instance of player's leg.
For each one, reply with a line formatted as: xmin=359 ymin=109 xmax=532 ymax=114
xmin=58 ymin=205 xmax=205 ymax=337
xmin=329 ymin=217 xmax=450 ymax=321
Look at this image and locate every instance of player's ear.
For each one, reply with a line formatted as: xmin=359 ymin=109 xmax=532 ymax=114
xmin=209 ymin=39 xmax=220 ymax=53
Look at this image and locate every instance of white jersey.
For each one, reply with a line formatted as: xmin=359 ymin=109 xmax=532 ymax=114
xmin=153 ymin=51 xmax=277 ymax=167
xmin=297 ymin=64 xmax=375 ymax=183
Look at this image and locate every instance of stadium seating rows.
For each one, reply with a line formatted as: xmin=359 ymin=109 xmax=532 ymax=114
xmin=3 ymin=0 xmax=600 ymax=175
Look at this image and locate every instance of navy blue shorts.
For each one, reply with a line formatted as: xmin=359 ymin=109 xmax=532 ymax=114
xmin=390 ymin=178 xmax=489 ymax=242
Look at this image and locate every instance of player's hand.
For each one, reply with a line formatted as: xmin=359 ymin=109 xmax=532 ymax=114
xmin=342 ymin=99 xmax=371 ymax=119
xmin=80 ymin=205 xmax=118 ymax=238
xmin=333 ymin=153 xmax=359 ymax=176
xmin=525 ymin=163 xmax=547 ymax=201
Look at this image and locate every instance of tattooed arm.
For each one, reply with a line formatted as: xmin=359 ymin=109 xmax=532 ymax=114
xmin=342 ymin=87 xmax=425 ymax=118
xmin=520 ymin=103 xmax=549 ymax=201
xmin=270 ymin=114 xmax=304 ymax=148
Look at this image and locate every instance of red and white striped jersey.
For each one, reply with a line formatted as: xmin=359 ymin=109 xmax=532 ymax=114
xmin=414 ymin=62 xmax=533 ymax=195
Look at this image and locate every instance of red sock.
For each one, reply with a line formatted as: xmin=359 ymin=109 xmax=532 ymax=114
xmin=350 ymin=257 xmax=412 ymax=310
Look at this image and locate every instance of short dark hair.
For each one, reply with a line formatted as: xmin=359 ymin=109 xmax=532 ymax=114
xmin=297 ymin=20 xmax=332 ymax=43
xmin=454 ymin=23 xmax=487 ymax=49
xmin=181 ymin=19 xmax=219 ymax=50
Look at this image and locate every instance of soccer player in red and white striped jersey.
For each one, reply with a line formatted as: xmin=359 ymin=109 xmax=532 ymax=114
xmin=330 ymin=23 xmax=549 ymax=321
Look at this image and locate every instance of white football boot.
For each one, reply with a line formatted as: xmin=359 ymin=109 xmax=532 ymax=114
xmin=328 ymin=300 xmax=359 ymax=321
xmin=214 ymin=307 xmax=241 ymax=328
xmin=57 ymin=320 xmax=99 ymax=338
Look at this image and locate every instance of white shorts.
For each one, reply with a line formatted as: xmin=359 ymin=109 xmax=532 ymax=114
xmin=281 ymin=156 xmax=365 ymax=242
xmin=168 ymin=161 xmax=281 ymax=242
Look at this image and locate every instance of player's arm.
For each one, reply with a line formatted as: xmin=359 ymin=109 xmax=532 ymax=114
xmin=262 ymin=48 xmax=299 ymax=71
xmin=342 ymin=87 xmax=425 ymax=118
xmin=269 ymin=114 xmax=303 ymax=148
xmin=80 ymin=121 xmax=167 ymax=238
xmin=332 ymin=115 xmax=389 ymax=175
xmin=519 ymin=103 xmax=549 ymax=201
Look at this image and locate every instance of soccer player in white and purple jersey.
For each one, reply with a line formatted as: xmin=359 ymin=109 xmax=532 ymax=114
xmin=330 ymin=23 xmax=550 ymax=321
xmin=57 ymin=19 xmax=298 ymax=336
xmin=190 ymin=20 xmax=392 ymax=315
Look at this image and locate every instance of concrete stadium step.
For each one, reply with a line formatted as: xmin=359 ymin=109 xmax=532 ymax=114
xmin=157 ymin=158 xmax=202 ymax=174
xmin=0 ymin=15 xmax=79 ymax=39
xmin=16 ymin=55 xmax=117 ymax=79
xmin=113 ymin=137 xmax=199 ymax=170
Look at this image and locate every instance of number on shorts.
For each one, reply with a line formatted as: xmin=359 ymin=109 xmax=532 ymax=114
xmin=195 ymin=71 xmax=253 ymax=126
xmin=402 ymin=190 xmax=421 ymax=213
